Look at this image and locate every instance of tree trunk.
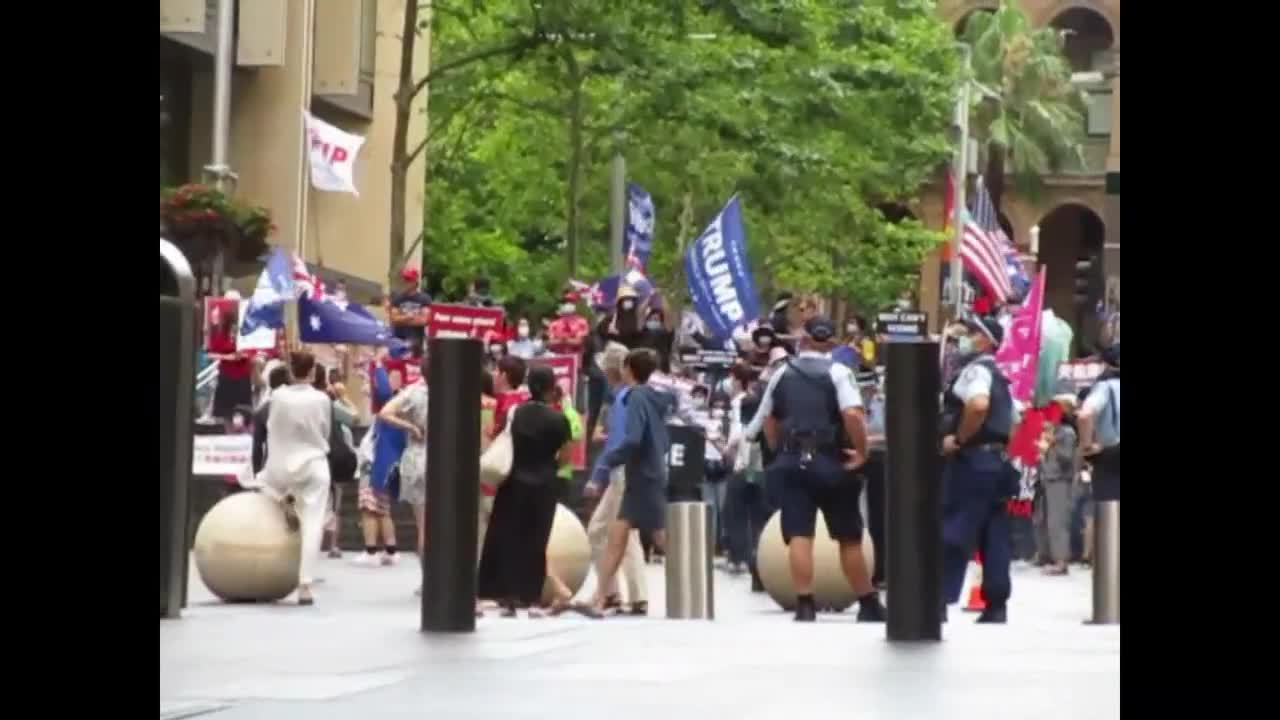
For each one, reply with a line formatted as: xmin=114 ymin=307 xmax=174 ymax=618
xmin=388 ymin=1 xmax=420 ymax=285
xmin=985 ymin=145 xmax=1006 ymax=218
xmin=564 ymin=50 xmax=584 ymax=279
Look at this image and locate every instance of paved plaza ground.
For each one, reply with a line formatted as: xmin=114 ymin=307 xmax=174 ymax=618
xmin=160 ymin=553 xmax=1119 ymax=720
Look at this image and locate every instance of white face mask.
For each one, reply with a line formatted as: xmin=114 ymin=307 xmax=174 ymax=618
xmin=645 ymin=320 xmax=662 ymax=331
xmin=559 ymin=303 xmax=575 ymax=315
xmin=517 ymin=324 xmax=530 ymax=338
xmin=711 ymin=408 xmax=726 ymax=419
xmin=758 ymin=337 xmax=772 ymax=348
xmin=896 ymin=299 xmax=911 ymax=310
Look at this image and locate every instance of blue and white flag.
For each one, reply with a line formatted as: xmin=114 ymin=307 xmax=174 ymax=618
xmin=683 ymin=195 xmax=760 ymax=339
xmin=298 ymin=293 xmax=394 ymax=346
xmin=240 ymin=247 xmax=295 ymax=335
xmin=623 ymin=183 xmax=655 ymax=270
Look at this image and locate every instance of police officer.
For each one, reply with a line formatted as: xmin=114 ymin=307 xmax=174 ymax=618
xmin=748 ymin=316 xmax=883 ymax=622
xmin=941 ymin=314 xmax=1018 ymax=624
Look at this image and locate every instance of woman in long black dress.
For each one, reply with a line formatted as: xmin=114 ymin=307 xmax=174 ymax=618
xmin=477 ymin=365 xmax=573 ymax=618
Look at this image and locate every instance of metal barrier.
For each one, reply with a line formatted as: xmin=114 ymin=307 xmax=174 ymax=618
xmin=665 ymin=501 xmax=714 ymax=619
xmin=1088 ymin=500 xmax=1120 ymax=624
xmin=160 ymin=238 xmax=197 ymax=619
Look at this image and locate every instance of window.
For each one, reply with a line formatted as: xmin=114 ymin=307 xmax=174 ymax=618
xmin=1087 ymin=90 xmax=1111 ymax=137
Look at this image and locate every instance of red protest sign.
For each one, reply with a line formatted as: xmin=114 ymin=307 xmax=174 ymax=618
xmin=427 ymin=303 xmax=506 ymax=343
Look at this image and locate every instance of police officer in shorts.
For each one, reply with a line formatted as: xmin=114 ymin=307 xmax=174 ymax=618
xmin=751 ymin=316 xmax=884 ymax=622
xmin=941 ymin=315 xmax=1019 ymax=624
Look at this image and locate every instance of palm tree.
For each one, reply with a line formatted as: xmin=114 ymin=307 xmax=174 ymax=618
xmin=962 ymin=0 xmax=1088 ymax=214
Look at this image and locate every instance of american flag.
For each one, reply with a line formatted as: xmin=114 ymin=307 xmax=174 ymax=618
xmin=961 ymin=178 xmax=1014 ymax=304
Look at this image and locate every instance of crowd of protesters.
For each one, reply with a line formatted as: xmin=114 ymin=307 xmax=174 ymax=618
xmin=198 ymin=269 xmax=1117 ymax=619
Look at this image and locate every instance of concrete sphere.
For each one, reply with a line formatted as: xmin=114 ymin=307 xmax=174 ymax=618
xmin=193 ymin=491 xmax=301 ymax=602
xmin=755 ymin=510 xmax=875 ymax=611
xmin=541 ymin=503 xmax=591 ymax=604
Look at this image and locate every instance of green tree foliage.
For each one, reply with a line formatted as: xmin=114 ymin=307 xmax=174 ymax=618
xmin=962 ymin=0 xmax=1088 ymax=212
xmin=423 ymin=0 xmax=960 ymax=318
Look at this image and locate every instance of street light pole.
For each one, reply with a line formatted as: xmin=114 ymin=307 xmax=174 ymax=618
xmin=949 ymin=43 xmax=972 ymax=319
xmin=609 ymin=137 xmax=626 ymax=275
xmin=203 ymin=0 xmax=238 ymax=296
xmin=608 ymin=33 xmax=718 ymax=278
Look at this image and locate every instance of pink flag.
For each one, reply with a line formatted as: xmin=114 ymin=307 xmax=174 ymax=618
xmin=995 ymin=270 xmax=1046 ymax=405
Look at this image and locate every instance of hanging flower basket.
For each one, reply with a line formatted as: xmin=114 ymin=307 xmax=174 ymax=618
xmin=159 ymin=184 xmax=276 ymax=267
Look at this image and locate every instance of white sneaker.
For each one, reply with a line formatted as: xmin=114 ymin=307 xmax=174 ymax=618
xmin=352 ymin=552 xmax=381 ymax=568
xmin=381 ymin=552 xmax=400 ymax=567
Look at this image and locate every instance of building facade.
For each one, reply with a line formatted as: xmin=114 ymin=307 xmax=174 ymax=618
xmin=916 ymin=0 xmax=1119 ymax=349
xmin=160 ymin=0 xmax=430 ymax=304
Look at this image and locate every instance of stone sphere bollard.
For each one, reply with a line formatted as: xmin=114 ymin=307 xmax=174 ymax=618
xmin=193 ymin=491 xmax=301 ymax=603
xmin=755 ymin=510 xmax=875 ymax=611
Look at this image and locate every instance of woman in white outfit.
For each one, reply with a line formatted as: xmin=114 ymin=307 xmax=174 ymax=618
xmin=258 ymin=351 xmax=333 ymax=606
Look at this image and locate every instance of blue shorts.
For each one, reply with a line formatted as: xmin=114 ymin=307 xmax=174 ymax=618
xmin=770 ymin=453 xmax=864 ymax=543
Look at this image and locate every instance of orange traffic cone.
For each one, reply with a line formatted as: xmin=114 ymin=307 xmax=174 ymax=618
xmin=963 ymin=551 xmax=987 ymax=612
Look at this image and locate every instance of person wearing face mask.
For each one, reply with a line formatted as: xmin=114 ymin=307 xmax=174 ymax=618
xmin=939 ymin=314 xmax=1019 ymax=624
xmin=638 ymin=307 xmax=675 ymax=367
xmin=507 ymin=316 xmax=542 ymax=359
xmin=699 ymin=391 xmax=734 ymax=560
xmin=546 ymin=291 xmax=590 ymax=356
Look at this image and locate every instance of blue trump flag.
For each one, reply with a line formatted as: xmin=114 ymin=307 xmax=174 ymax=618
xmin=241 ymin=247 xmax=295 ymax=335
xmin=298 ymin=293 xmax=395 ymax=346
xmin=683 ymin=195 xmax=760 ymax=339
xmin=622 ymin=183 xmax=655 ymax=268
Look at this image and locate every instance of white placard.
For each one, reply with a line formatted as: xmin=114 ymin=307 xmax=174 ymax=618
xmin=192 ymin=434 xmax=254 ymax=477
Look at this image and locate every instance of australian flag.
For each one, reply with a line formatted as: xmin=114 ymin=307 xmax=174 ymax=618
xmin=622 ymin=183 xmax=655 ymax=271
xmin=298 ymin=292 xmax=394 ymax=345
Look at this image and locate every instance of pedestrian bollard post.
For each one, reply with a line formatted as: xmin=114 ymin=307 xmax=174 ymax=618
xmin=160 ymin=238 xmax=197 ymax=619
xmin=665 ymin=426 xmax=713 ymax=619
xmin=423 ymin=337 xmax=482 ymax=633
xmin=1088 ymin=500 xmax=1120 ymax=624
xmin=666 ymin=502 xmax=714 ymax=620
xmin=884 ymin=340 xmax=943 ymax=642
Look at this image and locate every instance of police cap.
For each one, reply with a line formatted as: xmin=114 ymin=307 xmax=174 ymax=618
xmin=961 ymin=314 xmax=1004 ymax=346
xmin=803 ymin=315 xmax=837 ymax=343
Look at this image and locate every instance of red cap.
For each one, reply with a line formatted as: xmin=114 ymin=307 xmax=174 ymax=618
xmin=400 ymin=267 xmax=420 ymax=283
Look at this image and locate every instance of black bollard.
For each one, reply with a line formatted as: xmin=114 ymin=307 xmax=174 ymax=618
xmin=160 ymin=239 xmax=197 ymax=619
xmin=423 ymin=337 xmax=482 ymax=633
xmin=884 ymin=340 xmax=943 ymax=642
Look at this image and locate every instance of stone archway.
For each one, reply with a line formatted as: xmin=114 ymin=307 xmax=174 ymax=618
xmin=1037 ymin=203 xmax=1105 ymax=354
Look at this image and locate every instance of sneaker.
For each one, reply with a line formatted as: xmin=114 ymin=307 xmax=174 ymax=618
xmin=352 ymin=552 xmax=381 ymax=568
xmin=794 ymin=597 xmax=817 ymax=622
xmin=855 ymin=594 xmax=887 ymax=623
xmin=976 ymin=605 xmax=1007 ymax=624
xmin=381 ymin=552 xmax=400 ymax=567
xmin=327 ymin=549 xmax=343 ymax=559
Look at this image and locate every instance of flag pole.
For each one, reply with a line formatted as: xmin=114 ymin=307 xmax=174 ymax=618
xmin=950 ymin=43 xmax=972 ymax=321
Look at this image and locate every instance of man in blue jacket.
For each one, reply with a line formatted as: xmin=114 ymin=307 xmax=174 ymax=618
xmin=589 ymin=348 xmax=673 ymax=616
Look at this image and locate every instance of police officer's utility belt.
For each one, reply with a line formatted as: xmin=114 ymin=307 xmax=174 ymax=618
xmin=964 ymin=442 xmax=1007 ymax=453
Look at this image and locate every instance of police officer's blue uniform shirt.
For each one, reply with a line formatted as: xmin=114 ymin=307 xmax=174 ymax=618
xmin=952 ymin=359 xmax=994 ymax=404
xmin=744 ymin=350 xmax=862 ymax=440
